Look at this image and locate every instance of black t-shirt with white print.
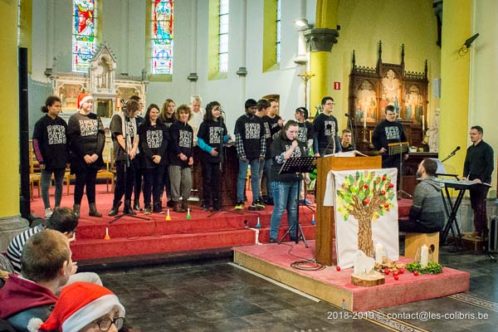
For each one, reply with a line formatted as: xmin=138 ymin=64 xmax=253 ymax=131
xmin=109 ymin=114 xmax=138 ymax=162
xmin=197 ymin=120 xmax=227 ymax=163
xmin=32 ymin=115 xmax=68 ymax=170
xmin=67 ymin=112 xmax=104 ymax=170
xmin=168 ymin=120 xmax=194 ymax=167
xmin=138 ymin=121 xmax=169 ymax=168
xmin=271 ymin=135 xmax=307 ymax=182
xmin=234 ymin=114 xmax=263 ymax=160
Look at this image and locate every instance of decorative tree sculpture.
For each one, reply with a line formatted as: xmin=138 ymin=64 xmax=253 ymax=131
xmin=336 ymin=171 xmax=396 ymax=257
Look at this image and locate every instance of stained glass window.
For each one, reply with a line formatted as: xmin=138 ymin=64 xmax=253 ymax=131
xmin=151 ymin=0 xmax=174 ymax=75
xmin=218 ymin=0 xmax=229 ymax=73
xmin=276 ymin=0 xmax=281 ymax=64
xmin=72 ymin=0 xmax=98 ymax=72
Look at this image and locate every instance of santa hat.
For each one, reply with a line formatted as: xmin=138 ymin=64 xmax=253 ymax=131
xmin=29 ymin=282 xmax=125 ymax=332
xmin=77 ymin=93 xmax=93 ymax=109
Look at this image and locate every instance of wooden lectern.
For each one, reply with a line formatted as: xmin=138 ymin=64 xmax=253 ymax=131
xmin=315 ymin=155 xmax=382 ymax=266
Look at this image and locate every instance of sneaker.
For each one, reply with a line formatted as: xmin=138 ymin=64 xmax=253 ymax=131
xmin=144 ymin=206 xmax=152 ymax=215
xmin=254 ymin=199 xmax=265 ymax=210
xmin=248 ymin=202 xmax=258 ymax=211
xmin=45 ymin=208 xmax=53 ymax=219
xmin=264 ymin=197 xmax=274 ymax=206
xmin=234 ymin=202 xmax=244 ymax=210
xmin=269 ymin=238 xmax=278 ymax=243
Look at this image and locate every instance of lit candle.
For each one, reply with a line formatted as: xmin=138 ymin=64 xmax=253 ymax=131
xmin=421 ymin=114 xmax=425 ymax=134
xmin=420 ymin=244 xmax=429 ymax=268
xmin=375 ymin=243 xmax=386 ymax=264
xmin=363 ymin=111 xmax=367 ymax=129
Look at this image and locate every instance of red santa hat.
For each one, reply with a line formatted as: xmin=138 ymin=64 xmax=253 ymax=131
xmin=29 ymin=282 xmax=125 ymax=332
xmin=77 ymin=93 xmax=93 ymax=109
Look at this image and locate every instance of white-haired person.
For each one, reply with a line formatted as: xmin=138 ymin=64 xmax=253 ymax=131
xmin=30 ymin=282 xmax=126 ymax=332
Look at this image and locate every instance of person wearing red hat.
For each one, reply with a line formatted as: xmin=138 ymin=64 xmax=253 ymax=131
xmin=67 ymin=94 xmax=105 ymax=218
xmin=30 ymin=282 xmax=125 ymax=332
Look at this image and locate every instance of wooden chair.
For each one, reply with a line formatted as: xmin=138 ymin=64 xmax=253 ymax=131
xmin=28 ymin=141 xmax=41 ymax=199
xmin=97 ymin=145 xmax=115 ymax=192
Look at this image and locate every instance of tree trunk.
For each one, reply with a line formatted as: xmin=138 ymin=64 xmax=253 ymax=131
xmin=358 ymin=217 xmax=374 ymax=257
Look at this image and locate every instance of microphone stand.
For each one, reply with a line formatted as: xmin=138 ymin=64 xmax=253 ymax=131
xmin=440 ymin=149 xmax=459 ymax=163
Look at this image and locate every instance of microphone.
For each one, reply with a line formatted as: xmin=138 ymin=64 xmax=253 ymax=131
xmin=450 ymin=146 xmax=461 ymax=155
xmin=344 ymin=113 xmax=350 ymax=117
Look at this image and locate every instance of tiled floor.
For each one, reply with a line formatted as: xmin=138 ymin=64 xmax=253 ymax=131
xmin=99 ymin=247 xmax=498 ymax=331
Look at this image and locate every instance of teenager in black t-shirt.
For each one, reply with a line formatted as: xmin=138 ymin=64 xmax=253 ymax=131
xmin=197 ymin=101 xmax=229 ymax=211
xmin=32 ymin=96 xmax=68 ymax=218
xmin=108 ymin=99 xmax=141 ymax=216
xmin=160 ymin=99 xmax=176 ymax=208
xmin=67 ymin=95 xmax=105 ymax=218
xmin=139 ymin=104 xmax=169 ymax=214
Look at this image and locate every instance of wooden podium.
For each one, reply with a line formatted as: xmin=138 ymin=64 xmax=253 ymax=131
xmin=315 ymin=155 xmax=382 ymax=266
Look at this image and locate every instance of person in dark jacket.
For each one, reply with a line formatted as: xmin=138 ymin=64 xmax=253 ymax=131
xmin=340 ymin=129 xmax=355 ymax=152
xmin=197 ymin=101 xmax=229 ymax=211
xmin=139 ymin=104 xmax=169 ymax=214
xmin=463 ymin=125 xmax=494 ymax=238
xmin=108 ymin=99 xmax=141 ymax=216
xmin=269 ymin=120 xmax=307 ymax=242
xmin=168 ymin=105 xmax=194 ymax=212
xmin=32 ymin=96 xmax=68 ymax=219
xmin=399 ymin=158 xmax=445 ymax=233
xmin=67 ymin=94 xmax=105 ymax=218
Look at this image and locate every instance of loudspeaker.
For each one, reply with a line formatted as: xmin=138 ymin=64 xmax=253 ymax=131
xmin=19 ymin=47 xmax=31 ymax=220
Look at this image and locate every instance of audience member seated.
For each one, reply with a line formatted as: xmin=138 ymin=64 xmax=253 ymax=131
xmin=34 ymin=282 xmax=126 ymax=332
xmin=399 ymin=158 xmax=445 ymax=233
xmin=4 ymin=207 xmax=102 ymax=286
xmin=0 ymin=230 xmax=72 ymax=331
xmin=340 ymin=128 xmax=354 ymax=152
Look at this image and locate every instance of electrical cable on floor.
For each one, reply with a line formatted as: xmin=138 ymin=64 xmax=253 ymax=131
xmin=280 ymin=242 xmax=326 ymax=271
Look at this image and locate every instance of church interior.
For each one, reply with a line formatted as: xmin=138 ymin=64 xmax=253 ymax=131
xmin=1 ymin=0 xmax=498 ymax=331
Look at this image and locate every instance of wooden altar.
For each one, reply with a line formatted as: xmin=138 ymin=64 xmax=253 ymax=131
xmin=348 ymin=42 xmax=429 ymax=152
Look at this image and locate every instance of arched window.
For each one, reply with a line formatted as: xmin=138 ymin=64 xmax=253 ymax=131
xmin=218 ymin=0 xmax=229 ymax=73
xmin=263 ymin=0 xmax=280 ymax=71
xmin=208 ymin=0 xmax=229 ymax=79
xmin=72 ymin=0 xmax=99 ymax=73
xmin=150 ymin=0 xmax=174 ymax=75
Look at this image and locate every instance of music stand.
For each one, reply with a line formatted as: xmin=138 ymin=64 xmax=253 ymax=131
xmin=388 ymin=141 xmax=410 ymax=199
xmin=277 ymin=156 xmax=317 ymax=247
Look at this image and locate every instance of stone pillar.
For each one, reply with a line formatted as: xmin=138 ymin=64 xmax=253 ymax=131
xmin=309 ymin=0 xmax=339 ymax=117
xmin=439 ymin=0 xmax=472 ymax=175
xmin=0 ymin=0 xmax=28 ymax=251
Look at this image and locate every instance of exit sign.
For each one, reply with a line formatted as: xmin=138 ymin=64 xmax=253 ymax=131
xmin=333 ymin=82 xmax=341 ymax=90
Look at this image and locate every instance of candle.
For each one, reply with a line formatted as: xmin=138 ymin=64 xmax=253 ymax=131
xmin=420 ymin=244 xmax=429 ymax=268
xmin=375 ymin=243 xmax=386 ymax=264
xmin=421 ymin=114 xmax=425 ymax=134
xmin=363 ymin=111 xmax=367 ymax=129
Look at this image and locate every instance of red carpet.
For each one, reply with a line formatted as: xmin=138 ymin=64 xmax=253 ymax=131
xmin=234 ymin=241 xmax=470 ymax=311
xmin=29 ymin=185 xmax=411 ymax=263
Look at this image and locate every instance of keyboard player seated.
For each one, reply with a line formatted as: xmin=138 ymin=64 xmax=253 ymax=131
xmin=399 ymin=158 xmax=446 ymax=233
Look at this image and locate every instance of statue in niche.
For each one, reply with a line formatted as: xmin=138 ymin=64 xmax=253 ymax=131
xmin=404 ymin=85 xmax=424 ymax=123
xmin=427 ymin=109 xmax=440 ymax=152
xmin=355 ymin=80 xmax=377 ymax=123
xmin=381 ymin=69 xmax=401 ymax=116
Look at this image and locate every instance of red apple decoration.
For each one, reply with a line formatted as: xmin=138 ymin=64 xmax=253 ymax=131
xmin=336 ymin=266 xmax=341 ymax=271
xmin=394 ymin=275 xmax=399 ymax=281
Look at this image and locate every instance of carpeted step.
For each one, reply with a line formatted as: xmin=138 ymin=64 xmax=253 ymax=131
xmin=71 ymin=225 xmax=316 ymax=261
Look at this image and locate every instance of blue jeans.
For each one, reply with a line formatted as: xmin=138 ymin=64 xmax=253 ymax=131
xmin=41 ymin=168 xmax=65 ymax=209
xmin=237 ymin=158 xmax=261 ymax=203
xmin=259 ymin=158 xmax=273 ymax=199
xmin=270 ymin=181 xmax=299 ymax=240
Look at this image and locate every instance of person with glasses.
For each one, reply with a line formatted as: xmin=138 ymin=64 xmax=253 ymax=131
xmin=34 ymin=282 xmax=126 ymax=332
xmin=313 ymin=96 xmax=341 ymax=156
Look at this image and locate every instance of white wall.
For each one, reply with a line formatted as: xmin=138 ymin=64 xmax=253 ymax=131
xmin=29 ymin=0 xmax=316 ymax=133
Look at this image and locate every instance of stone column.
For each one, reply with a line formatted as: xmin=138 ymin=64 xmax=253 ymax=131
xmin=308 ymin=0 xmax=339 ymax=117
xmin=0 ymin=0 xmax=28 ymax=251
